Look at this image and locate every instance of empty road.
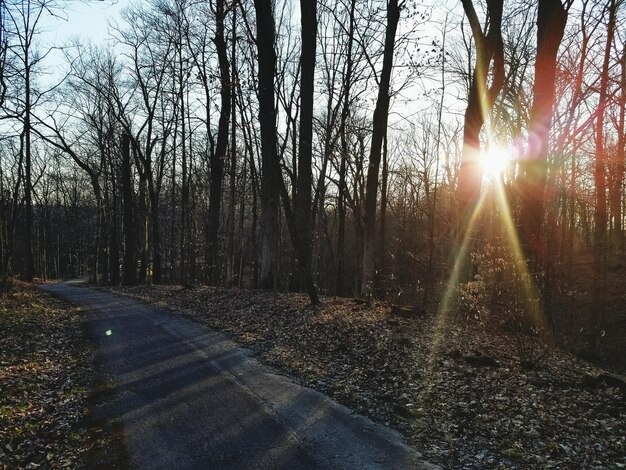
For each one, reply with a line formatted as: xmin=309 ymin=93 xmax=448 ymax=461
xmin=41 ymin=283 xmax=434 ymax=470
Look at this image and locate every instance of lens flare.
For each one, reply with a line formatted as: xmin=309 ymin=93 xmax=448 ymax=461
xmin=481 ymin=144 xmax=510 ymax=180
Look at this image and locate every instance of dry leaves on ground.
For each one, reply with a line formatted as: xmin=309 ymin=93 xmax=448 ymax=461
xmin=0 ymin=281 xmax=95 ymax=470
xmin=109 ymin=284 xmax=625 ymax=469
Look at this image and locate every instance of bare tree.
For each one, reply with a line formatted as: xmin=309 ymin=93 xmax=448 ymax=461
xmin=253 ymin=0 xmax=280 ymax=290
xmin=454 ymin=0 xmax=505 ymax=265
xmin=293 ymin=0 xmax=319 ymax=303
xmin=206 ymin=0 xmax=231 ymax=283
xmin=589 ymin=0 xmax=617 ymax=349
xmin=361 ymin=0 xmax=402 ymax=297
xmin=2 ymin=0 xmax=57 ymax=280
xmin=518 ymin=0 xmax=568 ymax=266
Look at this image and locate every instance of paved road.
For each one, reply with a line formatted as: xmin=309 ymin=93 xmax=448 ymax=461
xmin=41 ymin=283 xmax=435 ymax=470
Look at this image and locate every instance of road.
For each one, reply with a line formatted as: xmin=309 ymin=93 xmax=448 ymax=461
xmin=41 ymin=283 xmax=435 ymax=470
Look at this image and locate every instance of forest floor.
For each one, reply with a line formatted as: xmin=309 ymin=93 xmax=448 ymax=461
xmin=0 ymin=281 xmax=123 ymax=470
xmin=106 ymin=284 xmax=625 ymax=469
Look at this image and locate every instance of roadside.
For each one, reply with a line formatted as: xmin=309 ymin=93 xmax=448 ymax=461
xmin=0 ymin=280 xmax=125 ymax=470
xmin=106 ymin=284 xmax=625 ymax=469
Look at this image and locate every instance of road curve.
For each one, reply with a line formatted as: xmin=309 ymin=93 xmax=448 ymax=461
xmin=41 ymin=283 xmax=435 ymax=470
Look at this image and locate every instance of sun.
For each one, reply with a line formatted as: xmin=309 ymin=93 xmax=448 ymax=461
xmin=480 ymin=144 xmax=510 ymax=180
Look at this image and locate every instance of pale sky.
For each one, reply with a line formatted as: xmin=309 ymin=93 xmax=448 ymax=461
xmin=34 ymin=0 xmax=129 ymax=83
xmin=32 ymin=0 xmax=459 ymax=130
xmin=39 ymin=0 xmax=129 ymax=47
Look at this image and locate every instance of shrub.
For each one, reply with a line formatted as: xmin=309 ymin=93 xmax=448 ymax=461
xmin=458 ymin=242 xmax=548 ymax=367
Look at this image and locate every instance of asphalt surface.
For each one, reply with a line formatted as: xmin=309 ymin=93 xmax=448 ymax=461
xmin=41 ymin=283 xmax=435 ymax=470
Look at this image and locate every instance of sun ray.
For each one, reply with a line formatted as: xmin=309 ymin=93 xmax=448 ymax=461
xmin=419 ymin=189 xmax=489 ymax=407
xmin=420 ymin=163 xmax=552 ymax=411
xmin=492 ymin=179 xmax=550 ymax=338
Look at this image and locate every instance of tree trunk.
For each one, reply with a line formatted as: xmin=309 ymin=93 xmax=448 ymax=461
xmin=91 ymin=182 xmax=103 ymax=284
xmin=591 ymin=0 xmax=616 ymax=350
xmin=108 ymin=164 xmax=120 ymax=285
xmin=236 ymin=81 xmax=259 ymax=287
xmin=150 ymin=192 xmax=162 ymax=284
xmin=377 ymin=132 xmax=389 ymax=283
xmin=455 ymin=0 xmax=504 ymax=282
xmin=179 ymin=42 xmax=188 ymax=284
xmin=519 ymin=0 xmax=567 ymax=269
xmin=138 ymin=174 xmax=148 ymax=284
xmin=361 ymin=0 xmax=401 ymax=298
xmin=424 ymin=15 xmax=448 ymax=304
xmin=336 ymin=0 xmax=356 ymax=297
xmin=227 ymin=3 xmax=238 ymax=287
xmin=24 ymin=52 xmax=34 ymax=281
xmin=294 ymin=0 xmax=319 ymax=304
xmin=254 ymin=0 xmax=280 ymax=290
xmin=207 ymin=0 xmax=231 ymax=284
xmin=121 ymin=132 xmax=137 ymax=285
xmin=610 ymin=42 xmax=625 ymax=249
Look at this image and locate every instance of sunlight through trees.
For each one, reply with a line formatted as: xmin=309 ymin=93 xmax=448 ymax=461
xmin=0 ymin=0 xmax=625 ymax=361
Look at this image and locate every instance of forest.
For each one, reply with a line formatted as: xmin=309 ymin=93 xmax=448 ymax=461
xmin=0 ymin=0 xmax=625 ymax=366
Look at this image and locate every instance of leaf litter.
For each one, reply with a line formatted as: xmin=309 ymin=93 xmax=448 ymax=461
xmin=0 ymin=281 xmax=110 ymax=470
xmin=107 ymin=284 xmax=624 ymax=469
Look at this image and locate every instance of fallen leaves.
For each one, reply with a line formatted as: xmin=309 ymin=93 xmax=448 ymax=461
xmin=0 ymin=281 xmax=95 ymax=470
xmin=108 ymin=284 xmax=625 ymax=469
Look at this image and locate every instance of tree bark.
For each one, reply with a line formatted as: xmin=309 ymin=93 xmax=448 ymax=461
xmin=294 ymin=0 xmax=319 ymax=304
xmin=254 ymin=0 xmax=280 ymax=290
xmin=336 ymin=0 xmax=356 ymax=297
xmin=137 ymin=173 xmax=148 ymax=284
xmin=24 ymin=41 xmax=34 ymax=281
xmin=519 ymin=0 xmax=567 ymax=268
xmin=590 ymin=0 xmax=616 ymax=349
xmin=610 ymin=42 xmax=625 ymax=248
xmin=121 ymin=132 xmax=137 ymax=285
xmin=227 ymin=2 xmax=238 ymax=287
xmin=455 ymin=0 xmax=505 ymax=271
xmin=108 ymin=151 xmax=120 ymax=285
xmin=361 ymin=0 xmax=401 ymax=297
xmin=207 ymin=0 xmax=231 ymax=284
xmin=377 ymin=132 xmax=389 ymax=281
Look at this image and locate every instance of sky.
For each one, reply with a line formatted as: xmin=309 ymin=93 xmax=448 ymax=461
xmin=34 ymin=0 xmax=129 ymax=84
xmin=39 ymin=0 xmax=128 ymax=47
xmin=31 ymin=0 xmax=459 ymax=132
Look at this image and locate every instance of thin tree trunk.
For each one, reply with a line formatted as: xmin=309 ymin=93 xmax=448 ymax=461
xmin=227 ymin=3 xmax=237 ymax=287
xmin=121 ymin=132 xmax=137 ymax=285
xmin=591 ymin=0 xmax=616 ymax=350
xmin=150 ymin=192 xmax=162 ymax=284
xmin=179 ymin=43 xmax=188 ymax=284
xmin=138 ymin=174 xmax=148 ymax=284
xmin=92 ymin=184 xmax=102 ymax=284
xmin=424 ymin=15 xmax=448 ymax=304
xmin=377 ymin=132 xmax=388 ymax=282
xmin=207 ymin=0 xmax=231 ymax=284
xmin=611 ymin=42 xmax=625 ymax=249
xmin=108 ymin=156 xmax=120 ymax=285
xmin=336 ymin=0 xmax=356 ymax=297
xmin=169 ymin=118 xmax=177 ymax=282
xmin=24 ymin=50 xmax=34 ymax=281
xmin=237 ymin=81 xmax=259 ymax=287
xmin=361 ymin=0 xmax=401 ymax=297
xmin=237 ymin=143 xmax=247 ymax=288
